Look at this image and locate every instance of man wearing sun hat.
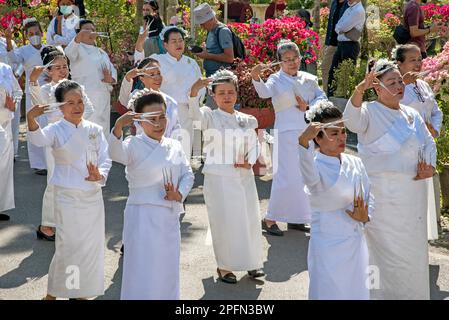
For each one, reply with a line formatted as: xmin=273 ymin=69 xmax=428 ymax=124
xmin=192 ymin=3 xmax=234 ymax=110
xmin=193 ymin=3 xmax=234 ymax=77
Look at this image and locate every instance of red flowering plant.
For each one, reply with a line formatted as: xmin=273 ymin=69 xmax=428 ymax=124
xmin=422 ymin=4 xmax=449 ymax=38
xmin=234 ymin=60 xmax=275 ymax=109
xmin=383 ymin=13 xmax=401 ymax=29
xmin=1 ymin=0 xmax=57 ymax=44
xmin=230 ymin=16 xmax=319 ymax=65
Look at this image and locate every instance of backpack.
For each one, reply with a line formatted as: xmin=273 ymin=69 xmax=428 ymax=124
xmin=393 ymin=24 xmax=411 ymax=45
xmin=214 ymin=24 xmax=246 ymax=60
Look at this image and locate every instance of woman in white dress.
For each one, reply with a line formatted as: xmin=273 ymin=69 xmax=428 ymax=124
xmin=29 ymin=46 xmax=94 ymax=241
xmin=109 ymin=90 xmax=194 ymax=299
xmin=118 ymin=57 xmax=180 ymax=139
xmin=393 ymin=44 xmax=443 ymax=241
xmin=189 ymin=70 xmax=265 ymax=284
xmin=27 ymin=80 xmax=111 ymax=300
xmin=343 ymin=59 xmax=436 ymax=300
xmin=65 ymin=19 xmax=117 ymax=135
xmin=0 ymin=62 xmax=21 ymax=221
xmin=251 ymin=40 xmax=327 ymax=235
xmin=46 ymin=0 xmax=80 ymax=47
xmin=5 ymin=18 xmax=49 ymax=173
xmin=135 ymin=26 xmax=204 ymax=159
xmin=299 ymin=101 xmax=373 ymax=300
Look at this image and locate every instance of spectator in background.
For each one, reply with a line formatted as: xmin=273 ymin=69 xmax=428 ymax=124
xmin=404 ymin=0 xmax=442 ymax=59
xmin=46 ymin=0 xmax=80 ymax=47
xmin=327 ymin=0 xmax=365 ymax=96
xmin=265 ymin=0 xmax=287 ymax=20
xmin=297 ymin=9 xmax=313 ymax=28
xmin=297 ymin=9 xmax=317 ymax=75
xmin=141 ymin=0 xmax=165 ymax=56
xmin=193 ymin=3 xmax=234 ymax=109
xmin=218 ymin=0 xmax=253 ymax=23
xmin=321 ymin=0 xmax=348 ymax=91
xmin=73 ymin=0 xmax=86 ymax=18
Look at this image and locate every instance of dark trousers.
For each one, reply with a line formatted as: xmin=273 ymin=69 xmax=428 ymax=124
xmin=327 ymin=41 xmax=360 ymax=96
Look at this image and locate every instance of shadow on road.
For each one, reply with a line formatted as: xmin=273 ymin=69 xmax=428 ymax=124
xmin=97 ymin=255 xmax=123 ymax=300
xmin=263 ymin=229 xmax=309 ymax=283
xmin=0 ymin=231 xmax=54 ymax=289
xmin=430 ymin=264 xmax=449 ymax=300
xmin=199 ymin=276 xmax=262 ymax=300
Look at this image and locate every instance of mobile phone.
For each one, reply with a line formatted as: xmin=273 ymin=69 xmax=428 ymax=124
xmin=189 ymin=45 xmax=203 ymax=53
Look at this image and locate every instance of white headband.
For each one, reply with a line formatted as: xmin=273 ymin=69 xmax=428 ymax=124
xmin=22 ymin=17 xmax=38 ymax=28
xmin=207 ymin=73 xmax=238 ymax=91
xmin=127 ymin=88 xmax=165 ymax=111
xmin=159 ymin=25 xmax=185 ymax=41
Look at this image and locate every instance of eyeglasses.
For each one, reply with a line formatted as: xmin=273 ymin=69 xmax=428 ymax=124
xmin=282 ymin=56 xmax=301 ymax=63
xmin=413 ymin=85 xmax=425 ymax=103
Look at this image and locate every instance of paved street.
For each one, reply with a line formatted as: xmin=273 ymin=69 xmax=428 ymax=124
xmin=1 ymin=125 xmax=449 ymax=300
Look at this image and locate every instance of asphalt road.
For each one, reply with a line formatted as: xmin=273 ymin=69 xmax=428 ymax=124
xmin=0 ymin=124 xmax=448 ymax=300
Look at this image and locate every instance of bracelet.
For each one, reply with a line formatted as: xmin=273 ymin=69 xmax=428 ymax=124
xmin=355 ymin=86 xmax=365 ymax=95
xmin=29 ymin=81 xmax=39 ymax=86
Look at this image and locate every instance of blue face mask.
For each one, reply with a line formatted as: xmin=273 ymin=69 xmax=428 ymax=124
xmin=60 ymin=5 xmax=73 ymax=16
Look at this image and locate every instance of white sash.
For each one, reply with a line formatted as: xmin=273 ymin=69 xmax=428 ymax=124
xmin=358 ymin=110 xmax=415 ymax=156
xmin=52 ymin=128 xmax=89 ymax=165
xmin=128 ymin=137 xmax=181 ymax=189
xmin=308 ymin=154 xmax=357 ymax=213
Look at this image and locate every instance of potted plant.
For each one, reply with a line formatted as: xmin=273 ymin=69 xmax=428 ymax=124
xmin=250 ymin=0 xmax=272 ymax=24
xmin=232 ymin=16 xmax=320 ymax=66
xmin=287 ymin=0 xmax=315 ymax=10
xmin=233 ymin=61 xmax=275 ymax=129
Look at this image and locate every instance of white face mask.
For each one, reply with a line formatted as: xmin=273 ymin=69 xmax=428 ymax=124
xmin=29 ymin=35 xmax=41 ymax=46
xmin=59 ymin=5 xmax=73 ymax=16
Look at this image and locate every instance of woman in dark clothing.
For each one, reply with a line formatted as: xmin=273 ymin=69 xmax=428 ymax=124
xmin=265 ymin=0 xmax=287 ymax=20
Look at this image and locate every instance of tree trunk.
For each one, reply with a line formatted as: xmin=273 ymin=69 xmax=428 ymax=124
xmin=360 ymin=0 xmax=369 ymax=60
xmin=440 ymin=165 xmax=449 ymax=209
xmin=135 ymin=0 xmax=144 ymax=30
xmin=166 ymin=0 xmax=179 ymax=25
xmin=313 ymin=0 xmax=320 ymax=34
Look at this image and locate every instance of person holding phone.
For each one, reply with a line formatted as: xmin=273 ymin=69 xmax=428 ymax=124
xmin=141 ymin=0 xmax=165 ymax=56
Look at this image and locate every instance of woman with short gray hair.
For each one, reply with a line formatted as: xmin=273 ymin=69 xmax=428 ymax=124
xmin=251 ymin=39 xmax=327 ymax=236
xmin=344 ymin=59 xmax=436 ymax=299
